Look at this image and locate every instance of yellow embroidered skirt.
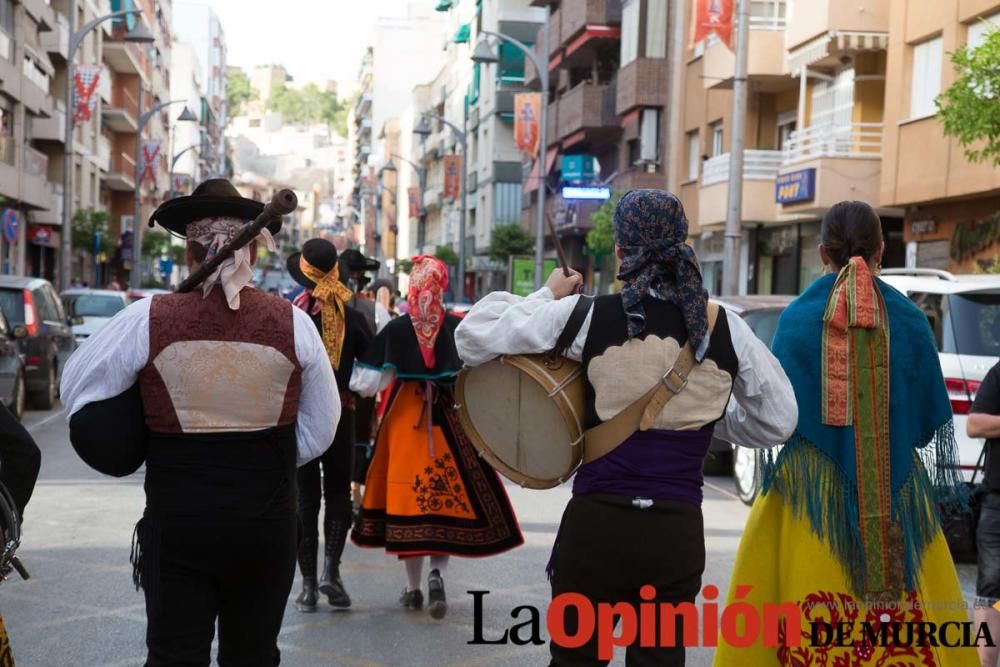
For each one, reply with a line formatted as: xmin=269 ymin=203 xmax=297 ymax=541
xmin=712 ymin=491 xmax=978 ymax=666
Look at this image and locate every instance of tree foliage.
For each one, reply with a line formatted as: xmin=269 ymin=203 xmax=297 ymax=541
xmin=434 ymin=244 xmax=459 ymax=266
xmin=937 ymin=23 xmax=1000 ymax=166
xmin=226 ymin=68 xmax=256 ymax=118
xmin=267 ymin=81 xmax=344 ymax=129
xmin=488 ymin=224 xmax=534 ymax=262
xmin=71 ymin=209 xmax=113 ymax=257
xmin=585 ymin=192 xmax=623 ymax=257
xmin=142 ymin=230 xmax=172 ymax=259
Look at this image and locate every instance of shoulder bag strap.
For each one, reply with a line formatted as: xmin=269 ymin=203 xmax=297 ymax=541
xmin=551 ymin=295 xmax=594 ymax=358
xmin=971 ymin=442 xmax=988 ymax=486
xmin=582 ymin=303 xmax=721 ymax=465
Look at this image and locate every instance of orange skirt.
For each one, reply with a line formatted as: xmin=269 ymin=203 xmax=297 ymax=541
xmin=350 ymin=380 xmax=523 ymax=557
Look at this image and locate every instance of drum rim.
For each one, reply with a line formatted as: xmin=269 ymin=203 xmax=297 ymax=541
xmin=455 ymin=355 xmax=583 ymax=490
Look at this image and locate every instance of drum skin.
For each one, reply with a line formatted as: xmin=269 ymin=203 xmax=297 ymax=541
xmin=455 ymin=354 xmax=585 ymax=489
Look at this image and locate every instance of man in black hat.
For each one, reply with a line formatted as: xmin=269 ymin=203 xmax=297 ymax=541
xmin=61 ymin=179 xmax=339 ymax=666
xmin=286 ymin=238 xmax=373 ymax=612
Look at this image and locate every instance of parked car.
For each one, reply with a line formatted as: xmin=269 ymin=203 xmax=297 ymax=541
xmin=730 ymin=269 xmax=1000 ymax=506
xmin=0 ymin=276 xmax=76 ymax=409
xmin=706 ymin=295 xmax=794 ymax=480
xmin=0 ymin=308 xmax=26 ymax=421
xmin=60 ymin=289 xmax=130 ymax=344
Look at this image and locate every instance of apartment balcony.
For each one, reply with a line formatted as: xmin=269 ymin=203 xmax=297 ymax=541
xmin=21 ymin=0 xmax=55 ymax=30
xmin=356 ymin=91 xmax=372 ymax=115
xmin=785 ymin=0 xmax=889 ymax=71
xmin=616 ymin=58 xmax=669 ymax=115
xmin=103 ymin=26 xmax=150 ymax=81
xmin=30 ymin=106 xmax=67 ymax=143
xmin=97 ymin=135 xmax=112 ymax=172
xmin=102 ymin=87 xmax=139 ymax=133
xmin=702 ymin=21 xmax=788 ymax=91
xmin=104 ymin=151 xmax=136 ymax=191
xmin=610 ymin=168 xmax=665 ymax=192
xmin=32 ymin=183 xmax=64 ymax=225
xmin=555 ymin=82 xmax=618 ymax=147
xmin=777 ymin=123 xmax=883 ymax=214
xmin=40 ymin=12 xmax=70 ymax=60
xmin=559 ymin=0 xmax=622 ymax=63
xmin=9 ymin=146 xmax=52 ymax=210
xmin=699 ymin=150 xmax=783 ymax=227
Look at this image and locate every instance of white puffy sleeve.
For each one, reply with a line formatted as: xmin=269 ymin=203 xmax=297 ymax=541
xmin=454 ymin=288 xmax=592 ymax=365
xmin=714 ymin=310 xmax=797 ymax=448
xmin=292 ymin=306 xmax=340 ymax=466
xmin=61 ymin=297 xmax=152 ymax=418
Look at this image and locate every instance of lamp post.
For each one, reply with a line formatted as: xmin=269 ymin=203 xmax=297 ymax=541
xmin=167 ymin=144 xmax=199 ymax=199
xmin=131 ymin=101 xmax=197 ymax=288
xmin=413 ymin=112 xmax=468 ymax=302
xmin=383 ymin=153 xmax=427 ymax=259
xmin=60 ymin=3 xmax=154 ymax=290
xmin=473 ymin=12 xmax=550 ymax=290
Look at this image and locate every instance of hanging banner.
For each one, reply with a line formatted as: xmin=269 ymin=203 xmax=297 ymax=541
xmin=407 ymin=187 xmax=421 ymax=218
xmin=513 ymin=92 xmax=541 ymax=155
xmin=443 ymin=154 xmax=462 ymax=199
xmin=172 ymin=174 xmax=192 ymax=196
xmin=140 ymin=140 xmax=161 ymax=184
xmin=691 ymin=0 xmax=734 ymax=50
xmin=72 ymin=65 xmax=102 ymax=126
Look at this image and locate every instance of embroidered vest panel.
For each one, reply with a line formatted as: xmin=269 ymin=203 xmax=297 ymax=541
xmin=580 ymin=294 xmax=739 ymax=430
xmin=139 ymin=288 xmax=302 ymax=433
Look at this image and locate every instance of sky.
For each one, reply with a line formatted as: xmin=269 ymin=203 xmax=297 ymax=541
xmin=200 ymin=0 xmax=414 ymax=95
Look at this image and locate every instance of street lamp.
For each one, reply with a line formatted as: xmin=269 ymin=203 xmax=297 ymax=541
xmin=168 ymin=144 xmax=200 ymax=199
xmin=418 ymin=112 xmax=468 ymax=302
xmin=131 ymin=100 xmax=197 ymax=288
xmin=472 ymin=16 xmax=550 ymax=290
xmin=60 ymin=4 xmax=153 ymax=290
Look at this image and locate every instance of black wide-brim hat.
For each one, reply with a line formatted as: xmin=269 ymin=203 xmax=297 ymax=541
xmin=149 ymin=178 xmax=281 ymax=237
xmin=340 ymin=248 xmax=380 ymax=273
xmin=287 ymin=238 xmax=341 ymax=290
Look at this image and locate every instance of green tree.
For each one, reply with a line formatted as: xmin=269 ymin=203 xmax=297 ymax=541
xmin=71 ymin=209 xmax=113 ymax=258
xmin=937 ymin=23 xmax=1000 ymax=166
xmin=488 ymin=224 xmax=534 ymax=262
xmin=585 ymin=192 xmax=624 ymax=257
xmin=267 ymin=81 xmax=343 ymax=127
xmin=226 ymin=67 xmax=256 ymax=118
xmin=142 ymin=230 xmax=171 ymax=259
xmin=434 ymin=244 xmax=459 ymax=266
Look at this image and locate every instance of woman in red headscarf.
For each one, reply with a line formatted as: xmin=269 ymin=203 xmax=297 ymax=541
xmin=349 ymin=257 xmax=523 ymax=620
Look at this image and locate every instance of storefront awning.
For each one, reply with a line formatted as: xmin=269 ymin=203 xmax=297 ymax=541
xmin=453 ymin=23 xmax=471 ymax=44
xmin=524 ymin=147 xmax=559 ymax=194
xmin=434 ymin=0 xmax=453 ymax=11
xmin=786 ymin=31 xmax=889 ymax=72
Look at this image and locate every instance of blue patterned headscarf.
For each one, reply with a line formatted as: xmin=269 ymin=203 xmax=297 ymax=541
xmin=614 ymin=189 xmax=709 ymax=360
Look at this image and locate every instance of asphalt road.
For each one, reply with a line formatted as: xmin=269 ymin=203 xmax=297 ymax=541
xmin=1 ymin=406 xmax=980 ymax=667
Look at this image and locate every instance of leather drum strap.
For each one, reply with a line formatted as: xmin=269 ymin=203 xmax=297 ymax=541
xmin=552 ymin=295 xmax=594 ymax=357
xmin=582 ymin=303 xmax=720 ymax=465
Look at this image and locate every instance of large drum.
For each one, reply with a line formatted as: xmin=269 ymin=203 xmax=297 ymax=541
xmin=455 ymin=353 xmax=586 ymax=489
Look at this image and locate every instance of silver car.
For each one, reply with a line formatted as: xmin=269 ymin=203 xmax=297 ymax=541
xmin=60 ymin=289 xmax=130 ymax=345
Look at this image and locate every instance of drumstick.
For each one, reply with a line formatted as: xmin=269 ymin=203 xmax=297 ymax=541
xmin=545 ymin=213 xmax=571 ymax=277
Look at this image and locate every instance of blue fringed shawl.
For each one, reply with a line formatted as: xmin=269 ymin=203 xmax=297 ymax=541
xmin=760 ymin=274 xmax=968 ymax=596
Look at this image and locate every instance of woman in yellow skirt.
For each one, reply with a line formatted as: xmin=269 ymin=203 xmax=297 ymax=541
xmin=714 ymin=202 xmax=977 ymax=666
xmin=350 ymin=257 xmax=522 ymax=620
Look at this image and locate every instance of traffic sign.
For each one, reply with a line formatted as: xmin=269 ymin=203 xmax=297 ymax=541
xmin=2 ymin=209 xmax=18 ymax=244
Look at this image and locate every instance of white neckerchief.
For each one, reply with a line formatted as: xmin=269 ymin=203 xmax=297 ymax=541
xmin=187 ymin=216 xmax=277 ymax=309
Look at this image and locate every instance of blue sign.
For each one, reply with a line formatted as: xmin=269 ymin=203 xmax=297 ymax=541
xmin=2 ymin=209 xmax=18 ymax=244
xmin=562 ymin=186 xmax=611 ymax=201
xmin=159 ymin=259 xmax=174 ymax=277
xmin=561 ymin=155 xmax=595 ymax=183
xmin=775 ymin=168 xmax=816 ymax=205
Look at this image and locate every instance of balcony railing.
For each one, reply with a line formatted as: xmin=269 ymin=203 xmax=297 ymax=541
xmin=111 ymin=151 xmax=136 ymax=175
xmin=23 ymin=145 xmax=49 ymax=178
xmin=702 ymin=150 xmax=782 ymax=186
xmin=782 ymin=123 xmax=883 ymax=165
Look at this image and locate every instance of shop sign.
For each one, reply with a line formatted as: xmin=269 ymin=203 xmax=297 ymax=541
xmin=775 ymin=168 xmax=816 ymax=204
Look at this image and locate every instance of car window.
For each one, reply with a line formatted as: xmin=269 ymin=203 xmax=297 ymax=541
xmin=66 ymin=294 xmax=126 ymax=318
xmin=741 ymin=309 xmax=783 ymax=347
xmin=945 ymin=292 xmax=1000 ymax=357
xmin=34 ymin=287 xmax=60 ymax=323
xmin=910 ymin=292 xmax=946 ymax=352
xmin=47 ymin=286 xmax=67 ymax=321
xmin=0 ymin=289 xmax=24 ymax=326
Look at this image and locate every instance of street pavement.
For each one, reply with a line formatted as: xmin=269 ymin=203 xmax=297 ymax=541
xmin=2 ymin=405 xmax=980 ymax=667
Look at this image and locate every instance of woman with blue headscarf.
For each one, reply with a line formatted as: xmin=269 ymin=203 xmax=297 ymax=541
xmin=457 ymin=189 xmax=797 ymax=666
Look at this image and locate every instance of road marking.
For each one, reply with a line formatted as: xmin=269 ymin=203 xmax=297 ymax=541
xmin=26 ymin=408 xmax=66 ymax=432
xmin=704 ymin=478 xmax=741 ymax=502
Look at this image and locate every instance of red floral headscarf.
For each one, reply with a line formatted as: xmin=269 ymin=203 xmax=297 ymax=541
xmin=407 ymin=256 xmax=449 ymax=368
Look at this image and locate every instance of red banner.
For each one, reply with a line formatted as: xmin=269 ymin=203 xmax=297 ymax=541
xmin=513 ymin=93 xmax=541 ymax=155
xmin=72 ymin=66 xmax=102 ymax=126
xmin=443 ymin=155 xmax=462 ymax=200
xmin=407 ymin=187 xmax=420 ymax=218
xmin=140 ymin=141 xmax=161 ymax=184
xmin=691 ymin=0 xmax=734 ymax=50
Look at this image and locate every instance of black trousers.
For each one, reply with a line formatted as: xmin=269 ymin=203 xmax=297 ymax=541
xmin=549 ymin=494 xmax=705 ymax=667
xmin=297 ymin=409 xmax=355 ymax=575
xmin=144 ymin=516 xmax=296 ymax=667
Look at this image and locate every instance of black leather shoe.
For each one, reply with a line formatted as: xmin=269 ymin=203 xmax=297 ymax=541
xmin=427 ymin=569 xmax=447 ymax=619
xmin=295 ymin=576 xmax=319 ymax=613
xmin=319 ymin=559 xmax=351 ymax=609
xmin=399 ymin=588 xmax=423 ymax=611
